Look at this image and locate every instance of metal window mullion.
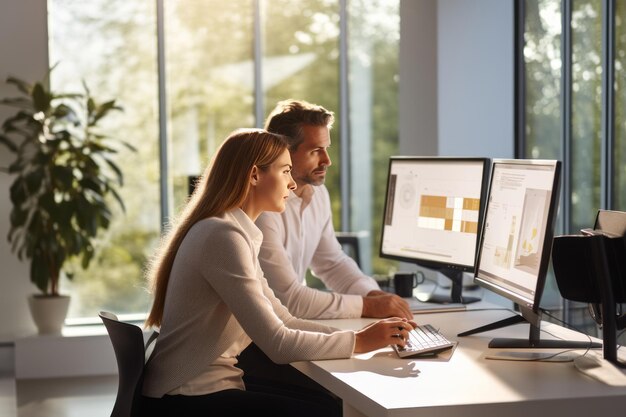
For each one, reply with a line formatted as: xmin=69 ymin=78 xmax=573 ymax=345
xmin=156 ymin=0 xmax=170 ymax=227
xmin=601 ymin=0 xmax=615 ymax=209
xmin=254 ymin=0 xmax=264 ymax=128
xmin=514 ymin=0 xmax=526 ymax=159
xmin=561 ymin=0 xmax=573 ymax=324
xmin=339 ymin=0 xmax=350 ymax=232
xmin=561 ymin=0 xmax=572 ymax=234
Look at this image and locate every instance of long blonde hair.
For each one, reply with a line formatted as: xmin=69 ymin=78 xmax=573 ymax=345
xmin=145 ymin=128 xmax=290 ymax=327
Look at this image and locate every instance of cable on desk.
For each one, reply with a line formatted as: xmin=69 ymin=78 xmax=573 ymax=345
xmin=537 ymin=309 xmax=594 ymax=361
xmin=466 ymin=308 xmax=594 ymax=362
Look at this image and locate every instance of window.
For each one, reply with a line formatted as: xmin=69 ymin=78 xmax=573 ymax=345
xmin=48 ymin=0 xmax=160 ymax=319
xmin=570 ymin=0 xmax=602 ymax=233
xmin=518 ymin=0 xmax=624 ymax=341
xmin=522 ymin=0 xmax=561 ymax=162
xmin=347 ymin=0 xmax=400 ymax=275
xmin=261 ymin=0 xmax=342 ymax=226
xmin=164 ymin=0 xmax=256 ymax=211
xmin=615 ymin=1 xmax=626 ymax=210
xmin=47 ymin=0 xmax=400 ymax=319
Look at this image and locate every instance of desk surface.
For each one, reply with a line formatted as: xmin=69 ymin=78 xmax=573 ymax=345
xmin=292 ymin=305 xmax=626 ymax=417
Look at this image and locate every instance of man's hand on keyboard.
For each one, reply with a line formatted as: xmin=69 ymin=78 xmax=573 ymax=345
xmin=362 ymin=291 xmax=413 ymax=320
xmin=354 ymin=317 xmax=417 ymax=353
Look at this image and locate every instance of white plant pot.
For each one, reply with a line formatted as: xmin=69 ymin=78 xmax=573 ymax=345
xmin=27 ymin=294 xmax=71 ymax=335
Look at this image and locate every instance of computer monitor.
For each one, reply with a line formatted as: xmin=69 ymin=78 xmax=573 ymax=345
xmin=379 ymin=156 xmax=490 ymax=304
xmin=458 ymin=158 xmax=599 ymax=349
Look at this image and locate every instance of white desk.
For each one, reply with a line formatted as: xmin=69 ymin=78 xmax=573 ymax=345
xmin=292 ymin=306 xmax=626 ymax=417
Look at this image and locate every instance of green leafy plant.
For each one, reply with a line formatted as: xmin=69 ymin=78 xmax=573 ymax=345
xmin=0 ymin=69 xmax=134 ymax=296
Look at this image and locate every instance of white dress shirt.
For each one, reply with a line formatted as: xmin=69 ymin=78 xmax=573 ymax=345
xmin=256 ymin=185 xmax=380 ymax=319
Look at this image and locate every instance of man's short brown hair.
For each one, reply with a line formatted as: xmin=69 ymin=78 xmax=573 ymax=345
xmin=264 ymin=99 xmax=334 ymax=150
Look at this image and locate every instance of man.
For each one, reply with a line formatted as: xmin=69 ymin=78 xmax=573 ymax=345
xmin=257 ymin=99 xmax=412 ymax=320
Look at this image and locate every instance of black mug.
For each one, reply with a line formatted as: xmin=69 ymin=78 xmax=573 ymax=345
xmin=393 ymin=272 xmax=418 ymax=297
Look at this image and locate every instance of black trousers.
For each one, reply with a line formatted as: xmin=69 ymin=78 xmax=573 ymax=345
xmin=139 ymin=343 xmax=341 ymax=417
xmin=140 ymin=387 xmax=338 ymax=417
xmin=236 ymin=342 xmax=342 ymax=415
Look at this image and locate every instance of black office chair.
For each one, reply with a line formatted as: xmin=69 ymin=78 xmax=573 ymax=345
xmin=100 ymin=311 xmax=157 ymax=417
xmin=336 ymin=231 xmax=367 ymax=268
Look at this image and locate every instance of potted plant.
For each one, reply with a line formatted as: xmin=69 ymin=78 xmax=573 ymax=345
xmin=0 ymin=68 xmax=133 ymax=334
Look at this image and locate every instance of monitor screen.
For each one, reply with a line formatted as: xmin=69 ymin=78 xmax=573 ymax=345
xmin=456 ymin=159 xmax=597 ymax=349
xmin=380 ymin=157 xmax=489 ymax=272
xmin=474 ymin=159 xmax=561 ymax=316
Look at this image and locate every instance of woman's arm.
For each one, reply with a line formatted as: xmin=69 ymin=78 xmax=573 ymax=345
xmin=204 ymin=225 xmax=355 ymax=363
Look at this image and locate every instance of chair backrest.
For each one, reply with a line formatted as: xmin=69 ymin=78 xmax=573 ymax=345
xmin=336 ymin=231 xmax=367 ymax=268
xmin=99 ymin=311 xmax=146 ymax=417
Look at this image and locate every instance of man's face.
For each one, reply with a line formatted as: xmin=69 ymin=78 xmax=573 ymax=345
xmin=289 ymin=124 xmax=332 ymax=189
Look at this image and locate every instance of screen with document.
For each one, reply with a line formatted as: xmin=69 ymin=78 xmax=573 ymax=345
xmin=456 ymin=159 xmax=594 ymax=349
xmin=474 ymin=159 xmax=560 ymax=310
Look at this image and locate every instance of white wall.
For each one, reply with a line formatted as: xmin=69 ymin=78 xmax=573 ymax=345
xmin=0 ymin=0 xmax=49 ymax=343
xmin=399 ymin=0 xmax=438 ymax=156
xmin=399 ymin=0 xmax=514 ymax=158
xmin=437 ymin=0 xmax=514 ymax=158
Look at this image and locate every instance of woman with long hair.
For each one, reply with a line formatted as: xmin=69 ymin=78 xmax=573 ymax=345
xmin=140 ymin=128 xmax=416 ymax=416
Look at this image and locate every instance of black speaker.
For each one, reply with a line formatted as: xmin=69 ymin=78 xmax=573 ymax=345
xmin=552 ymin=233 xmax=626 ymax=303
xmin=552 ymin=222 xmax=626 ymax=367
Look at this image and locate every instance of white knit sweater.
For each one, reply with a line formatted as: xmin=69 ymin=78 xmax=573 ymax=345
xmin=142 ymin=209 xmax=356 ymax=398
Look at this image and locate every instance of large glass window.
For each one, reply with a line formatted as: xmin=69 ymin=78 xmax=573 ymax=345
xmin=520 ymin=0 xmax=625 ymax=341
xmin=47 ymin=0 xmax=400 ymax=319
xmin=348 ymin=0 xmax=400 ymax=275
xmin=570 ymin=0 xmax=602 ymax=233
xmin=48 ymin=0 xmax=160 ymax=320
xmin=165 ymin=0 xmax=256 ymax=210
xmin=261 ymin=0 xmax=342 ymax=225
xmin=523 ymin=0 xmax=561 ymax=161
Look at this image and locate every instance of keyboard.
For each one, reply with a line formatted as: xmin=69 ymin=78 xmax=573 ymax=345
xmin=393 ymin=324 xmax=455 ymax=358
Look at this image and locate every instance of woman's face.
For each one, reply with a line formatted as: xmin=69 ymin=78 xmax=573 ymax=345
xmin=255 ymin=148 xmax=297 ymax=213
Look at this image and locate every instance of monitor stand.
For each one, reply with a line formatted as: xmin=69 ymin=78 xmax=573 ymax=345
xmin=457 ymin=313 xmax=602 ymax=349
xmin=419 ymin=268 xmax=481 ymax=305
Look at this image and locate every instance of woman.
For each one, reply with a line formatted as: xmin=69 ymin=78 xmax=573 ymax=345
xmin=141 ymin=128 xmax=416 ymax=416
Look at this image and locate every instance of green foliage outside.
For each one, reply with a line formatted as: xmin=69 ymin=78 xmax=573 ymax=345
xmin=523 ymin=0 xmax=626 ymax=343
xmin=48 ymin=0 xmax=400 ymax=317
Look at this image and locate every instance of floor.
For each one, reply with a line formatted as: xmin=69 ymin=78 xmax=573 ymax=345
xmin=0 ymin=373 xmax=16 ymax=417
xmin=0 ymin=373 xmax=117 ymax=417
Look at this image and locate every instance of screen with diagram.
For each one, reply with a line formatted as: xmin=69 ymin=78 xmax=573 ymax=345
xmin=380 ymin=157 xmax=489 ymax=271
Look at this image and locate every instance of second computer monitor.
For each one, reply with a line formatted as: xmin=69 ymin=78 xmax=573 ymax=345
xmin=474 ymin=159 xmax=561 ymax=317
xmin=380 ymin=157 xmax=490 ymax=303
xmin=455 ymin=158 xmax=598 ymax=349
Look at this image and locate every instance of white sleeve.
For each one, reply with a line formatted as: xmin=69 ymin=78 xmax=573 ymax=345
xmin=258 ymin=268 xmax=345 ymax=335
xmin=206 ymin=225 xmax=355 ymax=364
xmin=309 ymin=189 xmax=381 ymax=296
xmin=257 ymin=212 xmax=364 ymax=319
